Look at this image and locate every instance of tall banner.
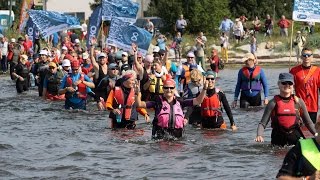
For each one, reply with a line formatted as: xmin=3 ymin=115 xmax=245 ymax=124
xmin=19 ymin=0 xmax=33 ymax=32
xmin=28 ymin=10 xmax=81 ymax=37
xmin=293 ymin=0 xmax=320 ymax=22
xmin=102 ymin=0 xmax=139 ymax=23
xmin=107 ymin=18 xmax=152 ymax=55
xmin=86 ymin=5 xmax=102 ymax=48
xmin=25 ymin=18 xmax=36 ymax=49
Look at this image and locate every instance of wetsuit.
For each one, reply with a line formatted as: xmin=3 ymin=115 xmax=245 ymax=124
xmin=257 ymin=96 xmax=316 ymax=146
xmin=14 ymin=63 xmax=29 ymax=93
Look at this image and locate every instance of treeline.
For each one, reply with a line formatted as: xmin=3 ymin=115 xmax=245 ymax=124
xmin=146 ymin=0 xmax=293 ymax=34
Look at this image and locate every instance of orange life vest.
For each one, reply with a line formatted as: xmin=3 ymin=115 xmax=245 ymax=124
xmin=182 ymin=64 xmax=191 ymax=84
xmin=114 ymin=87 xmax=135 ymax=120
xmin=271 ymin=95 xmax=300 ymax=130
xmin=201 ymin=93 xmax=222 ymax=117
xmin=66 ymin=74 xmax=87 ymax=99
xmin=242 ymin=66 xmax=261 ymax=79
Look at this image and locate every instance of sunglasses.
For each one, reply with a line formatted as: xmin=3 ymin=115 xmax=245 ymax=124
xmin=187 ymin=57 xmax=194 ymax=59
xmin=206 ymin=78 xmax=215 ymax=81
xmin=160 ymin=54 xmax=165 ymax=56
xmin=110 ymin=68 xmax=118 ymax=70
xmin=163 ymin=87 xmax=175 ymax=90
xmin=281 ymin=81 xmax=293 ymax=86
xmin=49 ymin=66 xmax=55 ymax=69
xmin=302 ymin=53 xmax=313 ymax=57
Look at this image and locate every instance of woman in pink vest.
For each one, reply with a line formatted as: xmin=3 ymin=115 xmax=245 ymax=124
xmin=135 ymin=75 xmax=208 ymax=139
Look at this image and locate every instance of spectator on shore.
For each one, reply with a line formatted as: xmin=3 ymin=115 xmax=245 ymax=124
xmin=195 ymin=32 xmax=207 ymax=70
xmin=293 ymin=31 xmax=306 ymax=63
xmin=220 ymin=32 xmax=229 ymax=63
xmin=277 ymin=15 xmax=291 ymax=37
xmin=175 ymin=15 xmax=187 ymax=36
xmin=219 ymin=16 xmax=234 ymax=36
xmin=252 ymin=16 xmax=261 ymax=34
xmin=233 ymin=18 xmax=244 ymax=44
xmin=264 ymin=14 xmax=273 ymax=37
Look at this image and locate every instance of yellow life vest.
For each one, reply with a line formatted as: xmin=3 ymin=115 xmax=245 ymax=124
xmin=149 ymin=76 xmax=163 ymax=94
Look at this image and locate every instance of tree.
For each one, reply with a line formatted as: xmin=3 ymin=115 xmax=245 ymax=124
xmin=90 ymin=0 xmax=102 ymax=10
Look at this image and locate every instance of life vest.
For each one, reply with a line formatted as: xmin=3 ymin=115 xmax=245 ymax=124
xmin=149 ymin=76 xmax=163 ymax=94
xmin=20 ymin=64 xmax=30 ymax=78
xmin=271 ymin=95 xmax=300 ymax=130
xmin=46 ymin=70 xmax=64 ymax=95
xmin=113 ymin=87 xmax=135 ymax=121
xmin=182 ymin=64 xmax=191 ymax=84
xmin=82 ymin=64 xmax=93 ymax=74
xmin=157 ymin=96 xmax=185 ymax=129
xmin=300 ymin=139 xmax=320 ymax=170
xmin=66 ymin=73 xmax=87 ymax=99
xmin=240 ymin=66 xmax=262 ymax=91
xmin=201 ymin=90 xmax=222 ymax=117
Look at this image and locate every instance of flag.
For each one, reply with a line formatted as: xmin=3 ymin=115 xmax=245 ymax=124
xmin=102 ymin=0 xmax=139 ymax=23
xmin=27 ymin=10 xmax=81 ymax=37
xmin=293 ymin=0 xmax=320 ymax=22
xmin=86 ymin=5 xmax=103 ymax=48
xmin=25 ymin=18 xmax=36 ymax=49
xmin=107 ymin=18 xmax=152 ymax=55
xmin=19 ymin=0 xmax=34 ymax=32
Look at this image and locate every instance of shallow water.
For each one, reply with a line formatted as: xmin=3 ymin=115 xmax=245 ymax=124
xmin=0 ymin=67 xmax=292 ymax=179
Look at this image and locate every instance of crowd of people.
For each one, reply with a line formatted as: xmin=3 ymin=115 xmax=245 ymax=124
xmin=0 ymin=13 xmax=319 ymax=179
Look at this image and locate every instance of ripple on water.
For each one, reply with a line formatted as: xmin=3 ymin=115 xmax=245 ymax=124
xmin=0 ymin=143 xmax=13 ymax=150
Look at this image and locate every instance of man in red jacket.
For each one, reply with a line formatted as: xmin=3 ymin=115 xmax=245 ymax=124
xmin=277 ymin=15 xmax=291 ymax=37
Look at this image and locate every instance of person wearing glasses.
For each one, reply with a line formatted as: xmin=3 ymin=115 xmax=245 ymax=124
xmin=200 ymin=70 xmax=237 ymax=130
xmin=255 ymin=73 xmax=316 ymax=146
xmin=135 ymin=76 xmax=208 ymax=139
xmin=290 ymin=47 xmax=320 ymax=123
xmin=42 ymin=62 xmax=65 ymax=101
xmin=58 ymin=60 xmax=95 ymax=110
xmin=232 ymin=53 xmax=269 ymax=109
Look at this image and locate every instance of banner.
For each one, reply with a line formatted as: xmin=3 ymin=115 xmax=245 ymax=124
xmin=107 ymin=18 xmax=152 ymax=55
xmin=25 ymin=18 xmax=36 ymax=49
xmin=19 ymin=0 xmax=34 ymax=32
xmin=293 ymin=0 xmax=320 ymax=22
xmin=86 ymin=5 xmax=103 ymax=48
xmin=27 ymin=10 xmax=81 ymax=37
xmin=102 ymin=0 xmax=139 ymax=23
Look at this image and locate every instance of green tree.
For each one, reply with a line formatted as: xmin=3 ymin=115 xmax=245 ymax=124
xmin=89 ymin=0 xmax=102 ymax=10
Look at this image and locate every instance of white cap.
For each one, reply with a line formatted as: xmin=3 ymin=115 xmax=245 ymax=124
xmin=153 ymin=46 xmax=160 ymax=53
xmin=82 ymin=53 xmax=89 ymax=59
xmin=62 ymin=59 xmax=71 ymax=67
xmin=187 ymin=52 xmax=195 ymax=58
xmin=62 ymin=46 xmax=68 ymax=51
xmin=98 ymin=52 xmax=106 ymax=58
xmin=75 ymin=39 xmax=80 ymax=44
xmin=39 ymin=50 xmax=48 ymax=56
xmin=11 ymin=38 xmax=16 ymax=43
xmin=122 ymin=52 xmax=128 ymax=57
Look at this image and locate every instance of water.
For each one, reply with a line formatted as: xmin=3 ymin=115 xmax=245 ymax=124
xmin=0 ymin=67 xmax=292 ymax=179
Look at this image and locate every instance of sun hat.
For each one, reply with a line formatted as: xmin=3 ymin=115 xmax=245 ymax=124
xmin=62 ymin=59 xmax=71 ymax=67
xmin=48 ymin=62 xmax=57 ymax=68
xmin=242 ymin=53 xmax=255 ymax=62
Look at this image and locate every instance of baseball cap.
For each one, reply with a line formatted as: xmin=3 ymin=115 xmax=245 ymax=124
xmin=278 ymin=73 xmax=294 ymax=84
xmin=205 ymin=70 xmax=217 ymax=78
xmin=153 ymin=46 xmax=160 ymax=53
xmin=71 ymin=60 xmax=80 ymax=69
xmin=62 ymin=59 xmax=71 ymax=67
xmin=82 ymin=53 xmax=89 ymax=59
xmin=108 ymin=63 xmax=119 ymax=69
xmin=122 ymin=52 xmax=128 ymax=57
xmin=75 ymin=39 xmax=80 ymax=44
xmin=98 ymin=52 xmax=106 ymax=59
xmin=49 ymin=62 xmax=57 ymax=68
xmin=11 ymin=38 xmax=16 ymax=43
xmin=144 ymin=55 xmax=154 ymax=63
xmin=39 ymin=50 xmax=48 ymax=56
xmin=187 ymin=52 xmax=195 ymax=58
xmin=62 ymin=46 xmax=68 ymax=51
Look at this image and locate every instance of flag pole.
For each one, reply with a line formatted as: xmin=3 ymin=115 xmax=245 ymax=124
xmin=289 ymin=21 xmax=294 ymax=70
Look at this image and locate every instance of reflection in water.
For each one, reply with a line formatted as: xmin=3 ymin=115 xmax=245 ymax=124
xmin=0 ymin=67 xmax=292 ymax=179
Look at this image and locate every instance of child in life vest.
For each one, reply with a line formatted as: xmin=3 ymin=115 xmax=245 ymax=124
xmin=201 ymin=70 xmax=237 ymax=131
xmin=255 ymin=73 xmax=317 ymax=146
xmin=135 ymin=75 xmax=208 ymax=139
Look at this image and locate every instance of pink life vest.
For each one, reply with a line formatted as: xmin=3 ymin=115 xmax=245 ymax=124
xmin=157 ymin=97 xmax=185 ymax=129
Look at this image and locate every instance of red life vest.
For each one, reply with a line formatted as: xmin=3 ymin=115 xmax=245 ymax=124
xmin=242 ymin=66 xmax=261 ymax=79
xmin=201 ymin=91 xmax=222 ymax=117
xmin=66 ymin=74 xmax=87 ymax=99
xmin=271 ymin=95 xmax=299 ymax=130
xmin=114 ymin=87 xmax=135 ymax=121
xmin=82 ymin=64 xmax=93 ymax=75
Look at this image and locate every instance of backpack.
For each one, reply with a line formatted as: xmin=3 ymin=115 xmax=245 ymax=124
xmin=218 ymin=58 xmax=225 ymax=70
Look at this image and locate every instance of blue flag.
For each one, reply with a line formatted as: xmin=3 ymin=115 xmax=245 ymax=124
xmin=102 ymin=0 xmax=139 ymax=23
xmin=86 ymin=5 xmax=102 ymax=48
xmin=27 ymin=10 xmax=81 ymax=37
xmin=25 ymin=18 xmax=36 ymax=49
xmin=107 ymin=18 xmax=152 ymax=55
